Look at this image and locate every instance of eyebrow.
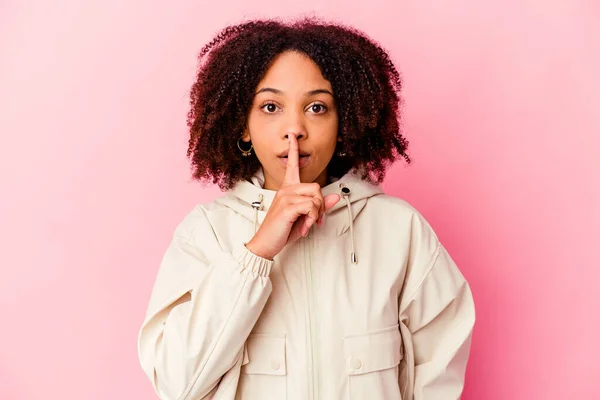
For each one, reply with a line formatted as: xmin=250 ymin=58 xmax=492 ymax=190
xmin=255 ymin=87 xmax=334 ymax=97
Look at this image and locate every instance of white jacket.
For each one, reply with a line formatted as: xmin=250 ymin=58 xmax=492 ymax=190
xmin=138 ymin=169 xmax=475 ymax=399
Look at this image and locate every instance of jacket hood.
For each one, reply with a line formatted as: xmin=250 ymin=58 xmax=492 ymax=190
xmin=214 ymin=168 xmax=385 ymax=264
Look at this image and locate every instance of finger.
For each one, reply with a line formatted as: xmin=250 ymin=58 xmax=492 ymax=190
xmin=282 ymin=194 xmax=323 ymax=212
xmin=316 ymin=194 xmax=341 ymax=225
xmin=316 ymin=190 xmax=325 ymax=224
xmin=301 ymin=202 xmax=320 ymax=236
xmin=283 ymin=134 xmax=300 ymax=185
xmin=286 ymin=183 xmax=325 ymax=221
xmin=285 ymin=196 xmax=323 ymax=231
xmin=323 ymin=193 xmax=341 ymax=212
xmin=287 ymin=200 xmax=319 ymax=236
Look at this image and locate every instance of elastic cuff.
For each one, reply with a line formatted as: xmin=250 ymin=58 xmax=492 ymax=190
xmin=232 ymin=243 xmax=274 ymax=277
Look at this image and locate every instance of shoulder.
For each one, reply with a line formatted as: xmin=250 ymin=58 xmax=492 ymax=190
xmin=368 ymin=194 xmax=435 ymax=228
xmin=367 ymin=193 xmax=442 ymax=250
xmin=368 ymin=193 xmax=419 ymax=214
xmin=170 ymin=199 xmax=225 ymax=242
xmin=171 ymin=192 xmax=244 ymax=238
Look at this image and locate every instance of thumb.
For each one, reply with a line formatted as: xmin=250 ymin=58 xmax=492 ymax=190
xmin=323 ymin=193 xmax=341 ymax=211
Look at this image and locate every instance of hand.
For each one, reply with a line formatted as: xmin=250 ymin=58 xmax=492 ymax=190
xmin=245 ymin=134 xmax=340 ymax=260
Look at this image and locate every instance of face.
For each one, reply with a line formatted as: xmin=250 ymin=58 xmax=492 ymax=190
xmin=242 ymin=51 xmax=339 ymax=191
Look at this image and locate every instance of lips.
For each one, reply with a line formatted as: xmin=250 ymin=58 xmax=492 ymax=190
xmin=279 ymin=154 xmax=311 ymax=168
xmin=277 ymin=150 xmax=311 ymax=157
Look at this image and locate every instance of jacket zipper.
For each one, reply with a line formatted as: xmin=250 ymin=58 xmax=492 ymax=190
xmin=304 ymin=231 xmax=319 ymax=399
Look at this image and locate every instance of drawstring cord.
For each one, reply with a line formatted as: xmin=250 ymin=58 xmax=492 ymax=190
xmin=339 ymin=183 xmax=357 ymax=264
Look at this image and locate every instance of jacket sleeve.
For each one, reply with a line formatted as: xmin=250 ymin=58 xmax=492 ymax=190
xmin=398 ymin=216 xmax=476 ymax=399
xmin=137 ymin=207 xmax=274 ymax=400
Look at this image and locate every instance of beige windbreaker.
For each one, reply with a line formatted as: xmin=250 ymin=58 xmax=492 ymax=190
xmin=138 ymin=169 xmax=475 ymax=400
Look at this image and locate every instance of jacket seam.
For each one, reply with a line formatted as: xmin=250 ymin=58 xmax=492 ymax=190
xmin=191 ymin=205 xmax=220 ymax=248
xmin=404 ymin=242 xmax=442 ymax=303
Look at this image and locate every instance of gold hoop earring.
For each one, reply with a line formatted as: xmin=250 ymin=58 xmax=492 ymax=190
xmin=337 ymin=142 xmax=346 ymax=157
xmin=237 ymin=136 xmax=253 ymax=157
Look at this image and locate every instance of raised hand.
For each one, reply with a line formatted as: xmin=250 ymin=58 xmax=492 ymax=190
xmin=245 ymin=134 xmax=340 ymax=260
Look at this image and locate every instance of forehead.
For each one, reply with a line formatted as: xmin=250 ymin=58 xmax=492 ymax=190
xmin=256 ymin=51 xmax=333 ymax=93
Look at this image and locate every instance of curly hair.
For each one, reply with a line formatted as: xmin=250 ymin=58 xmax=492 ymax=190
xmin=186 ymin=17 xmax=411 ymax=190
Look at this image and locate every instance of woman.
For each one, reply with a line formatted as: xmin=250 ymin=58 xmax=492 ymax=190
xmin=138 ymin=18 xmax=475 ymax=400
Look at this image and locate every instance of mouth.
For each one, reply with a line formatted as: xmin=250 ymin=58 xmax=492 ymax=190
xmin=278 ymin=154 xmax=311 ymax=168
xmin=276 ymin=149 xmax=311 ymax=157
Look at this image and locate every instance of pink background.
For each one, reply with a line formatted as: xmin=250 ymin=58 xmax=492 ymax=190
xmin=1 ymin=1 xmax=599 ymax=399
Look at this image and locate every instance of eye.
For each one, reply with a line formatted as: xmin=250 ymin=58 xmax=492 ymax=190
xmin=307 ymin=103 xmax=328 ymax=114
xmin=260 ymin=102 xmax=280 ymax=114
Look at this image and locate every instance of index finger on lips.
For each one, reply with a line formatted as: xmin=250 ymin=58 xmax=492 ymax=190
xmin=283 ymin=134 xmax=300 ymax=186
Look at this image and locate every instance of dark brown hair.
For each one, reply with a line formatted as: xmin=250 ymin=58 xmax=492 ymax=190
xmin=187 ymin=17 xmax=411 ymax=190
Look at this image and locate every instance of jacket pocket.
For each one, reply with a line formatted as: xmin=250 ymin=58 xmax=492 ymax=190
xmin=343 ymin=324 xmax=403 ymax=400
xmin=236 ymin=333 xmax=287 ymax=399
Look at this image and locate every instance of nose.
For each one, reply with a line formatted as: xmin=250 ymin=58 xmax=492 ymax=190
xmin=280 ymin=111 xmax=307 ymax=141
xmin=284 ymin=132 xmax=305 ymax=141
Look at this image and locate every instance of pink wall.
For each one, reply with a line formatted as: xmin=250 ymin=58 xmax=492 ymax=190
xmin=1 ymin=1 xmax=598 ymax=399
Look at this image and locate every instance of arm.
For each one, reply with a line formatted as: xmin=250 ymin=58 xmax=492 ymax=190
xmin=137 ymin=208 xmax=274 ymax=400
xmin=398 ymin=220 xmax=475 ymax=399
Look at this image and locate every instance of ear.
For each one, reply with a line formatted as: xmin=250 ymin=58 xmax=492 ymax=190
xmin=241 ymin=128 xmax=251 ymax=142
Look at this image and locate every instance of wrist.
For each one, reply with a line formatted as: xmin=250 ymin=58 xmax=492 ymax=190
xmin=245 ymin=240 xmax=275 ymax=261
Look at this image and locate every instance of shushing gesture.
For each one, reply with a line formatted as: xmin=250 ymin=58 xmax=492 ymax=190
xmin=245 ymin=134 xmax=340 ymax=260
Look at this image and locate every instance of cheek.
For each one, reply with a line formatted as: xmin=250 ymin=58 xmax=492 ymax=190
xmin=313 ymin=133 xmax=339 ymax=164
xmin=322 ymin=120 xmax=339 ymax=148
xmin=249 ymin=133 xmax=280 ymax=164
xmin=326 ymin=115 xmax=339 ymax=139
xmin=247 ymin=120 xmax=278 ymax=151
xmin=251 ymin=138 xmax=272 ymax=159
